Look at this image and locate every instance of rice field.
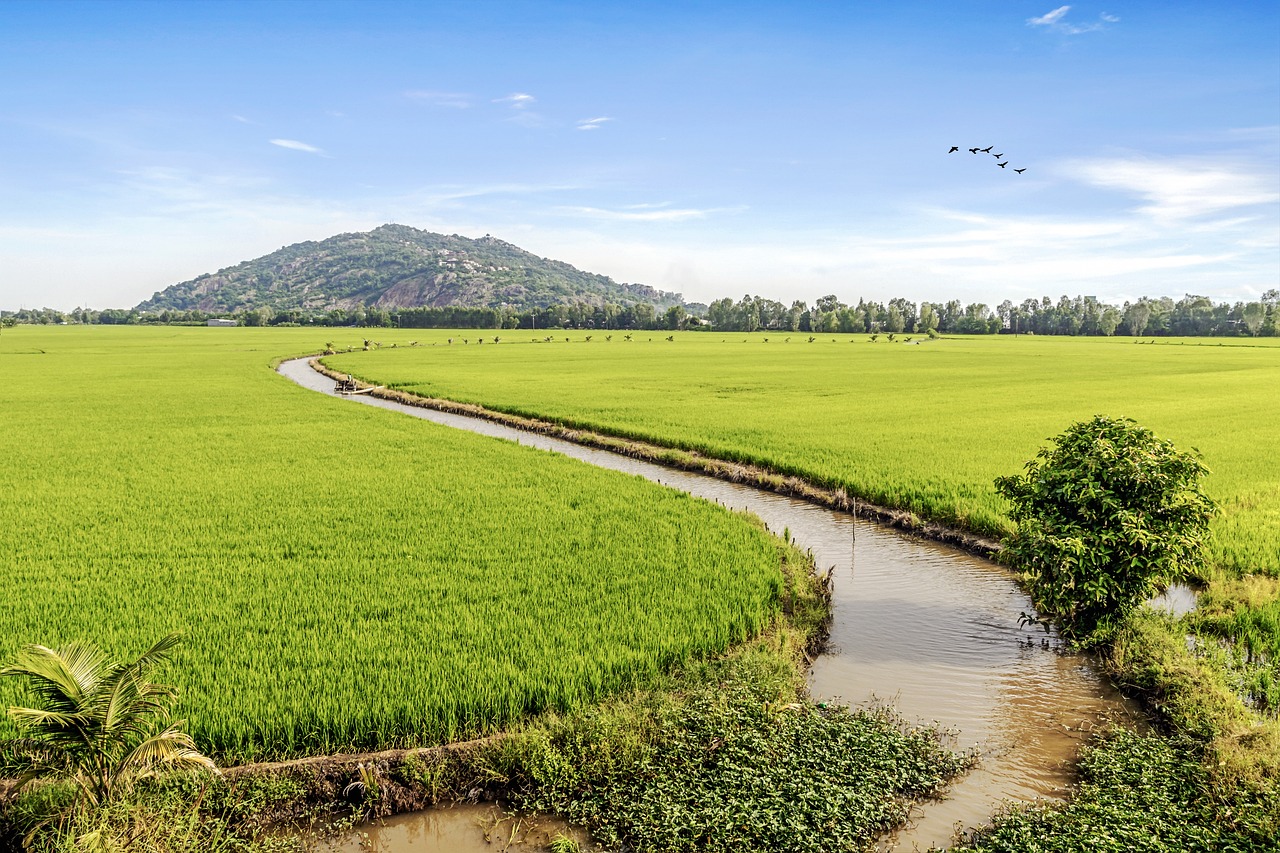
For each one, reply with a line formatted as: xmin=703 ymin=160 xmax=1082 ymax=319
xmin=326 ymin=332 xmax=1280 ymax=580
xmin=0 ymin=326 xmax=784 ymax=761
xmin=326 ymin=331 xmax=1280 ymax=720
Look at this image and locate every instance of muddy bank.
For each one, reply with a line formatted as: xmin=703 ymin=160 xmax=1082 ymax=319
xmin=309 ymin=359 xmax=1003 ymax=559
xmin=219 ymin=736 xmax=509 ymax=826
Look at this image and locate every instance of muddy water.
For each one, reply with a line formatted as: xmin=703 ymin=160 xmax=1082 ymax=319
xmin=279 ymin=359 xmax=1141 ymax=851
xmin=315 ymin=804 xmax=592 ymax=853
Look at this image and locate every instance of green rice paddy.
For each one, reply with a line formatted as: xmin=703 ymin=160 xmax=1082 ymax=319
xmin=327 ymin=331 xmax=1280 ymax=728
xmin=326 ymin=332 xmax=1280 ymax=580
xmin=3 ymin=324 xmax=1276 ymax=778
xmin=0 ymin=326 xmax=784 ymax=761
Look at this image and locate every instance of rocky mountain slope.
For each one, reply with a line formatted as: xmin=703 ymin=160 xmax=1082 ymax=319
xmin=136 ymin=224 xmax=680 ymax=313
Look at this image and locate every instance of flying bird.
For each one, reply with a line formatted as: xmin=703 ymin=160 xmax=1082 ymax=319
xmin=950 ymin=145 xmax=1024 ymax=176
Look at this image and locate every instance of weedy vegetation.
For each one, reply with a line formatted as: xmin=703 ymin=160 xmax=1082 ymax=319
xmin=452 ymin=539 xmax=970 ymax=853
xmin=948 ymin=728 xmax=1277 ymax=853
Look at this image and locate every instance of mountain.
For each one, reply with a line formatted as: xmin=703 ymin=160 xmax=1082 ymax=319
xmin=135 ymin=224 xmax=682 ymax=314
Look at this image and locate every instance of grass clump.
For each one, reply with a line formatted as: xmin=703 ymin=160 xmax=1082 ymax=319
xmin=0 ymin=776 xmax=305 ymax=853
xmin=1187 ymin=576 xmax=1280 ymax=715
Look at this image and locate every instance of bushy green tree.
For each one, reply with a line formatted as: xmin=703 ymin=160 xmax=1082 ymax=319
xmin=994 ymin=416 xmax=1215 ymax=646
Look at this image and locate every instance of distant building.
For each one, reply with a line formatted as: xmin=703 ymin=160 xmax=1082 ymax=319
xmin=207 ymin=318 xmax=237 ymax=327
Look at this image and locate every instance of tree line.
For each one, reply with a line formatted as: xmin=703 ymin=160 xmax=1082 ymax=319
xmin=704 ymin=291 xmax=1279 ymax=337
xmin=4 ymin=289 xmax=1277 ymax=336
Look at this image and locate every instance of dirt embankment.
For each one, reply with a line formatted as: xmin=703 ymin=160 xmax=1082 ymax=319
xmin=220 ymin=736 xmax=510 ymax=826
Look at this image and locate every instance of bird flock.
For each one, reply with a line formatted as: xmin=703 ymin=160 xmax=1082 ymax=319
xmin=948 ymin=145 xmax=1025 ymax=174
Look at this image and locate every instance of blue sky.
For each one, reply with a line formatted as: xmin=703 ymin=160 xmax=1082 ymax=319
xmin=2 ymin=1 xmax=1276 ymax=311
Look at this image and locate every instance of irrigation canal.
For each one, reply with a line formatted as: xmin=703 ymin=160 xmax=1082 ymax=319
xmin=278 ymin=357 xmax=1143 ymax=851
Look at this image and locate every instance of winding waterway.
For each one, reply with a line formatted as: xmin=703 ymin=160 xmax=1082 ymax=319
xmin=277 ymin=358 xmax=1141 ymax=851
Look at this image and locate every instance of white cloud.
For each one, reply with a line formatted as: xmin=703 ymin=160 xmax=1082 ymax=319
xmin=1226 ymin=125 xmax=1280 ymax=141
xmin=555 ymin=204 xmax=735 ymax=222
xmin=405 ymin=90 xmax=471 ymax=108
xmin=517 ymin=175 xmax=1275 ymax=306
xmin=231 ymin=114 xmax=252 ymax=124
xmin=1069 ymin=156 xmax=1280 ymax=221
xmin=1028 ymin=5 xmax=1070 ymax=26
xmin=576 ymin=116 xmax=613 ymax=131
xmin=1027 ymin=5 xmax=1111 ymax=34
xmin=495 ymin=92 xmax=535 ymax=109
xmin=492 ymin=93 xmax=544 ymax=127
xmin=413 ymin=182 xmax=585 ymax=205
xmin=269 ymin=138 xmax=325 ymax=155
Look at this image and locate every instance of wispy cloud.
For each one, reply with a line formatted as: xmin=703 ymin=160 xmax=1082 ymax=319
xmin=413 ymin=182 xmax=584 ymax=205
xmin=576 ymin=116 xmax=613 ymax=131
xmin=557 ymin=203 xmax=733 ymax=222
xmin=493 ymin=92 xmax=544 ymax=127
xmin=231 ymin=114 xmax=252 ymax=124
xmin=405 ymin=90 xmax=471 ymax=108
xmin=1028 ymin=5 xmax=1071 ymax=26
xmin=1069 ymin=155 xmax=1280 ymax=222
xmin=1027 ymin=5 xmax=1115 ymax=35
xmin=494 ymin=92 xmax=535 ymax=109
xmin=269 ymin=138 xmax=326 ymax=155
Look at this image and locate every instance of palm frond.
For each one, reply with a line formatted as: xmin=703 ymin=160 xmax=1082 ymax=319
xmin=98 ymin=666 xmax=174 ymax=742
xmin=98 ymin=633 xmax=182 ymax=739
xmin=0 ymin=642 xmax=110 ymax=715
xmin=6 ymin=705 xmax=82 ymax=731
xmin=131 ymin=633 xmax=184 ymax=671
xmin=5 ymin=706 xmax=98 ymax=755
xmin=111 ymin=722 xmax=219 ymax=788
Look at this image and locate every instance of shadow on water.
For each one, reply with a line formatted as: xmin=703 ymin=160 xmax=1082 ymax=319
xmin=279 ymin=359 xmax=1143 ymax=851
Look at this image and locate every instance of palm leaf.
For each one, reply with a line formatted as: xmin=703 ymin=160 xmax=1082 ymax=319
xmin=111 ymin=722 xmax=220 ymax=789
xmin=131 ymin=632 xmax=184 ymax=669
xmin=0 ymin=642 xmax=111 ymax=716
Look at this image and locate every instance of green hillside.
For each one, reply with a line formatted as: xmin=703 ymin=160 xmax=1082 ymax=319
xmin=135 ymin=224 xmax=682 ymax=314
